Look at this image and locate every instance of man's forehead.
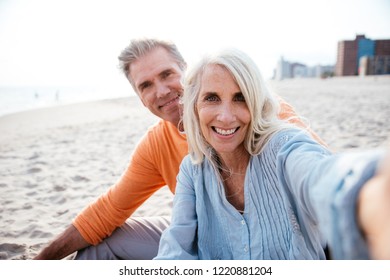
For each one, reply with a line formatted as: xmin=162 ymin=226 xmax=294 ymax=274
xmin=130 ymin=48 xmax=181 ymax=84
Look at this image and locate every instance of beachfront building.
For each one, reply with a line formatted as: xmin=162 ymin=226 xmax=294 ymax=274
xmin=275 ymin=57 xmax=292 ymax=80
xmin=275 ymin=57 xmax=334 ymax=80
xmin=335 ymin=34 xmax=390 ymax=76
xmin=359 ymin=55 xmax=390 ymax=76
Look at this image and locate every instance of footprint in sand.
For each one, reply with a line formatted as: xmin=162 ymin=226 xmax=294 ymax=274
xmin=71 ymin=175 xmax=90 ymax=182
xmin=26 ymin=167 xmax=42 ymax=174
xmin=53 ymin=185 xmax=66 ymax=192
xmin=0 ymin=243 xmax=26 ymax=260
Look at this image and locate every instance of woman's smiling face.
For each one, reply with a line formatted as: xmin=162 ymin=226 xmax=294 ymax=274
xmin=196 ymin=64 xmax=251 ymax=158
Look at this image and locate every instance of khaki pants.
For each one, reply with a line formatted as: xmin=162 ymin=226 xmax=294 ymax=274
xmin=75 ymin=216 xmax=170 ymax=260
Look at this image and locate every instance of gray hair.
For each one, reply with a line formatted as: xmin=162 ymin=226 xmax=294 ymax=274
xmin=118 ymin=38 xmax=187 ymax=90
xmin=183 ymin=48 xmax=289 ymax=169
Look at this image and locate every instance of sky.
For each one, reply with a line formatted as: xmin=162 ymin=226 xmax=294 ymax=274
xmin=0 ymin=0 xmax=389 ymax=91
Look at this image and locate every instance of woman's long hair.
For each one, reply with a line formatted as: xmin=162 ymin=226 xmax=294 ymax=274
xmin=183 ymin=48 xmax=290 ymax=172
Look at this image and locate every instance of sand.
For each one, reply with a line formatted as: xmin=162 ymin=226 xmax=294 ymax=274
xmin=1 ymin=76 xmax=389 ymax=260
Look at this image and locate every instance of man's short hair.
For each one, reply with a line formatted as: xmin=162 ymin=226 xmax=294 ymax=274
xmin=118 ymin=38 xmax=187 ymax=90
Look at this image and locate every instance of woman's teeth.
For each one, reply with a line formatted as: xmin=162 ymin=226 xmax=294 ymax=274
xmin=215 ymin=127 xmax=237 ymax=136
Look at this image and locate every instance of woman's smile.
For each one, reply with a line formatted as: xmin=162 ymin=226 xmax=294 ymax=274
xmin=197 ymin=64 xmax=250 ymax=157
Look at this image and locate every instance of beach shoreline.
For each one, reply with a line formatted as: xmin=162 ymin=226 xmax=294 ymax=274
xmin=1 ymin=76 xmax=389 ymax=260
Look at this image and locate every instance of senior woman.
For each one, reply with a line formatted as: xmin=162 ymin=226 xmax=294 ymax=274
xmin=154 ymin=48 xmax=389 ymax=260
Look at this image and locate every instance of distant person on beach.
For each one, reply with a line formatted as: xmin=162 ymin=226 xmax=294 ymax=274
xmin=154 ymin=48 xmax=390 ymax=259
xmin=34 ymin=38 xmax=326 ymax=260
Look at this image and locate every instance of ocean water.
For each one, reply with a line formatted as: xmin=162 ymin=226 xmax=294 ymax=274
xmin=0 ymin=85 xmax=132 ymax=117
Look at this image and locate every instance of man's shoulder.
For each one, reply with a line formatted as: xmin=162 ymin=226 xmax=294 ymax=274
xmin=140 ymin=119 xmax=185 ymax=152
xmin=146 ymin=119 xmax=166 ymax=132
xmin=143 ymin=119 xmax=170 ymax=142
xmin=146 ymin=119 xmax=177 ymax=136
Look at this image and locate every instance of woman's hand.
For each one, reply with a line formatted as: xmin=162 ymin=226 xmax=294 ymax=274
xmin=358 ymin=150 xmax=390 ymax=259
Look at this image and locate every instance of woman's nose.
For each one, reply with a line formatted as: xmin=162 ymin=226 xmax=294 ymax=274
xmin=216 ymin=103 xmax=236 ymax=123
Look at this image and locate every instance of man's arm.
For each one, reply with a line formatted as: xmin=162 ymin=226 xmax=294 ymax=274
xmin=33 ymin=224 xmax=90 ymax=260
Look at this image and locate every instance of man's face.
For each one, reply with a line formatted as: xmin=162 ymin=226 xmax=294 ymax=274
xmin=129 ymin=47 xmax=184 ymax=126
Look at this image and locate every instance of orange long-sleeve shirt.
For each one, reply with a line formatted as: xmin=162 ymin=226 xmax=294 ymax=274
xmin=73 ymin=98 xmax=326 ymax=245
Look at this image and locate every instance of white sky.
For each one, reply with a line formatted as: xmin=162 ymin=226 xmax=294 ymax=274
xmin=0 ymin=0 xmax=389 ymax=89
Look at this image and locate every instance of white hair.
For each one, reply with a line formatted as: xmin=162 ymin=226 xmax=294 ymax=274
xmin=183 ymin=48 xmax=290 ymax=171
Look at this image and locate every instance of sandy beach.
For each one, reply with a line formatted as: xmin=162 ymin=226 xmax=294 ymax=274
xmin=1 ymin=76 xmax=389 ymax=260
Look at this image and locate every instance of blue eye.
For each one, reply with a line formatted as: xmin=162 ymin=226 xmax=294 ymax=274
xmin=234 ymin=92 xmax=245 ymax=102
xmin=205 ymin=94 xmax=219 ymax=102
